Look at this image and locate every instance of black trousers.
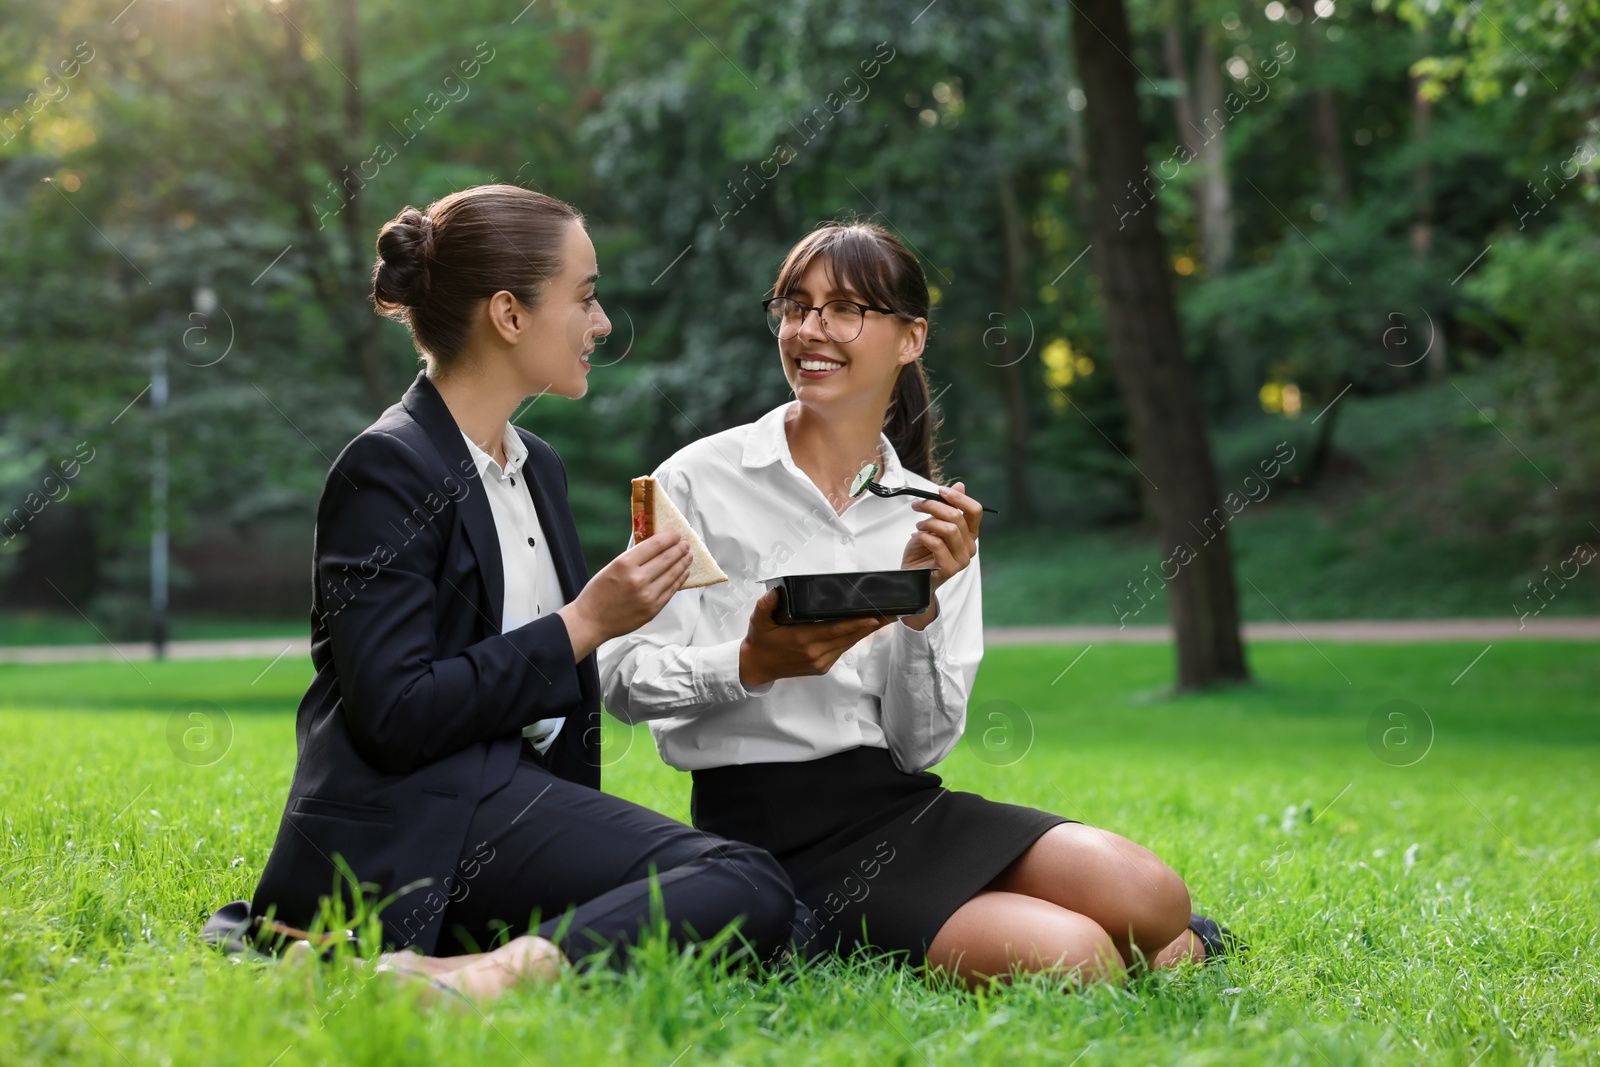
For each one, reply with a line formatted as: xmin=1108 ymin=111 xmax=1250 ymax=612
xmin=436 ymin=747 xmax=797 ymax=969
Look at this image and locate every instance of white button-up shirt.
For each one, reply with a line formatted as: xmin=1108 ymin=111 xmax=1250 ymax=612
xmin=597 ymin=401 xmax=982 ymax=773
xmin=460 ymin=425 xmax=567 ymax=754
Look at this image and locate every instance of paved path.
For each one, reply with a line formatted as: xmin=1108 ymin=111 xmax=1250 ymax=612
xmin=983 ymin=617 xmax=1600 ymax=646
xmin=1 ymin=617 xmax=1595 ymax=665
xmin=0 ymin=636 xmax=311 ymax=666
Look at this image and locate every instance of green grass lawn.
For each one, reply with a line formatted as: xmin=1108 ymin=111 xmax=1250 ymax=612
xmin=979 ymin=504 xmax=1600 ymax=627
xmin=1 ymin=641 xmax=1596 ymax=1065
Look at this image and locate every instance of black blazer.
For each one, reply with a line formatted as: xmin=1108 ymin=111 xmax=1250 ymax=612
xmin=251 ymin=371 xmax=602 ymax=955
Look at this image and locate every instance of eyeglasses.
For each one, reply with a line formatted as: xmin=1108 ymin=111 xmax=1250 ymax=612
xmin=762 ymin=296 xmax=899 ymax=344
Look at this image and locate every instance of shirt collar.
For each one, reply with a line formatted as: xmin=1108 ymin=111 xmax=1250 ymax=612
xmin=460 ymin=423 xmax=528 ymax=482
xmin=740 ymin=401 xmax=909 ymax=488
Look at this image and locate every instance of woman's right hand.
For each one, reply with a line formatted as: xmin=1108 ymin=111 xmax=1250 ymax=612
xmin=558 ymin=530 xmax=691 ymax=660
xmin=737 ymin=588 xmax=894 ymax=690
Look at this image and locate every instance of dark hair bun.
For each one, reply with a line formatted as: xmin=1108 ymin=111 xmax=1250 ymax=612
xmin=372 ymin=206 xmax=435 ymax=310
xmin=368 ymin=185 xmax=582 ymax=366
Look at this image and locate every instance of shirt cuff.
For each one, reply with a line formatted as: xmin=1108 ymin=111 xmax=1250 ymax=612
xmin=894 ymin=597 xmax=947 ymax=670
xmin=523 ymin=716 xmax=565 ymax=754
xmin=697 ymin=637 xmax=776 ymax=702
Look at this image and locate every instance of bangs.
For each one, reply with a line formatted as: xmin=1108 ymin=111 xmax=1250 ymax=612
xmin=773 ymin=224 xmax=927 ymax=318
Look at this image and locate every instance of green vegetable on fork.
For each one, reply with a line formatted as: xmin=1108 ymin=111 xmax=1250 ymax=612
xmin=848 ymin=463 xmax=999 ymax=513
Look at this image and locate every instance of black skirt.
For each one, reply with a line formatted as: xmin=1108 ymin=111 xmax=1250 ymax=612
xmin=690 ymin=746 xmax=1071 ymax=968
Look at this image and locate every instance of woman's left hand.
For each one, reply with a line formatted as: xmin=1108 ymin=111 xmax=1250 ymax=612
xmin=900 ymin=481 xmax=984 ymax=592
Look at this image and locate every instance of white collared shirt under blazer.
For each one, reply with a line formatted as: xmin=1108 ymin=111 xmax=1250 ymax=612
xmin=460 ymin=425 xmax=567 ymax=755
xmin=597 ymin=401 xmax=982 ymax=773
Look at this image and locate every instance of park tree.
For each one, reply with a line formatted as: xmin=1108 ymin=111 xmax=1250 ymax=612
xmin=1157 ymin=0 xmax=1236 ymax=273
xmin=0 ymin=0 xmax=599 ymax=617
xmin=3 ymin=0 xmax=1589 ymax=654
xmin=573 ymin=0 xmax=1086 ymax=515
xmin=1399 ymin=0 xmax=1600 ymax=545
xmin=1072 ymin=0 xmax=1248 ymax=687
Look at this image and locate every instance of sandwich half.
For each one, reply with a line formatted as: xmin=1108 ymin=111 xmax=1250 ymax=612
xmin=631 ymin=476 xmax=729 ymax=589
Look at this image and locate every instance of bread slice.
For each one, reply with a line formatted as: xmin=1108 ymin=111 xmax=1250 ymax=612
xmin=631 ymin=476 xmax=728 ymax=589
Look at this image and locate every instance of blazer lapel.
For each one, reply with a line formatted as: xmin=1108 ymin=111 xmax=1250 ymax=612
xmin=400 ymin=371 xmax=506 ymax=631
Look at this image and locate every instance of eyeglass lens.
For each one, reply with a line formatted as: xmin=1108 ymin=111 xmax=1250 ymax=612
xmin=766 ymin=299 xmax=866 ymax=343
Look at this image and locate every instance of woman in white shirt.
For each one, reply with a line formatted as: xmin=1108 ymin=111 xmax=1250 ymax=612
xmin=599 ymin=222 xmax=1236 ymax=987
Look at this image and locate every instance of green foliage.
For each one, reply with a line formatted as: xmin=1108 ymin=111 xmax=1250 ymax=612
xmin=1391 ymin=0 xmax=1600 ymax=120
xmin=1 ymin=0 xmax=1594 ymax=619
xmin=985 ymin=371 xmax=1600 ymax=625
xmin=1466 ymin=213 xmax=1600 ymax=542
xmin=1 ymin=0 xmax=589 ymax=590
xmin=574 ymin=0 xmax=1082 ymax=457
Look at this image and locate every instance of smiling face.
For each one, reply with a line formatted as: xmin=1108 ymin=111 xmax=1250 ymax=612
xmin=501 ymin=220 xmax=611 ymax=400
xmin=777 ymin=259 xmax=925 ymax=416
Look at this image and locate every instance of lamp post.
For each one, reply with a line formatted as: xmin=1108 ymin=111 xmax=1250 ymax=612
xmin=150 ymin=337 xmax=168 ymax=659
xmin=151 ymin=282 xmax=219 ymax=658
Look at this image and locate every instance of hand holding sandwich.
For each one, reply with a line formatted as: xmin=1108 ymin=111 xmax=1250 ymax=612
xmin=559 ymin=475 xmax=731 ymax=662
xmin=557 ymin=531 xmax=692 ymax=661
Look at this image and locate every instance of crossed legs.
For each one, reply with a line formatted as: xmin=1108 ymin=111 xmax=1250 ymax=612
xmin=925 ymin=823 xmax=1202 ymax=989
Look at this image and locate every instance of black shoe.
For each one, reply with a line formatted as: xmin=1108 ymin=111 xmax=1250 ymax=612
xmin=201 ymin=900 xmax=357 ymax=961
xmin=1188 ymin=914 xmax=1245 ymax=962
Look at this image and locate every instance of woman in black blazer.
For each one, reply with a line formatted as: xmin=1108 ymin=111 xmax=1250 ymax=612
xmin=237 ymin=184 xmax=796 ymax=997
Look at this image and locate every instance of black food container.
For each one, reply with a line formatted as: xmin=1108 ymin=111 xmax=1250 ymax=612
xmin=763 ymin=568 xmax=933 ymax=624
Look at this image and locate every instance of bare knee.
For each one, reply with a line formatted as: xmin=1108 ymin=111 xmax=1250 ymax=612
xmin=1130 ymin=860 xmax=1191 ymax=956
xmin=1031 ymin=919 xmax=1126 ymax=989
xmin=1079 ymin=831 xmax=1190 ymax=955
xmin=927 ymin=892 xmax=1127 ymax=992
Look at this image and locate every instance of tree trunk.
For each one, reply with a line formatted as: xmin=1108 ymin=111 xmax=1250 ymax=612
xmin=1409 ymin=65 xmax=1450 ymax=381
xmin=995 ymin=174 xmax=1039 ymax=522
xmin=1306 ymin=378 xmax=1347 ymax=484
xmin=1190 ymin=37 xmax=1235 ymax=271
xmin=264 ymin=1 xmax=389 ymax=412
xmin=1162 ymin=23 xmax=1235 ymax=272
xmin=1070 ymin=0 xmax=1249 ymax=688
xmin=1295 ymin=0 xmax=1351 ymax=208
xmin=1162 ymin=24 xmax=1199 ymax=163
xmin=332 ymin=0 xmax=391 ymax=411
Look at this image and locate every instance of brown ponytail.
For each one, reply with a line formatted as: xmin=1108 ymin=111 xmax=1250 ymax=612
xmin=883 ymin=359 xmax=943 ymax=483
xmin=372 ymin=183 xmax=582 ymax=368
xmin=772 ymin=222 xmax=944 ymax=482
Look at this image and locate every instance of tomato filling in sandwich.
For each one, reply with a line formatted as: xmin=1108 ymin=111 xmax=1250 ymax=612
xmin=630 ymin=476 xmax=729 ymax=590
